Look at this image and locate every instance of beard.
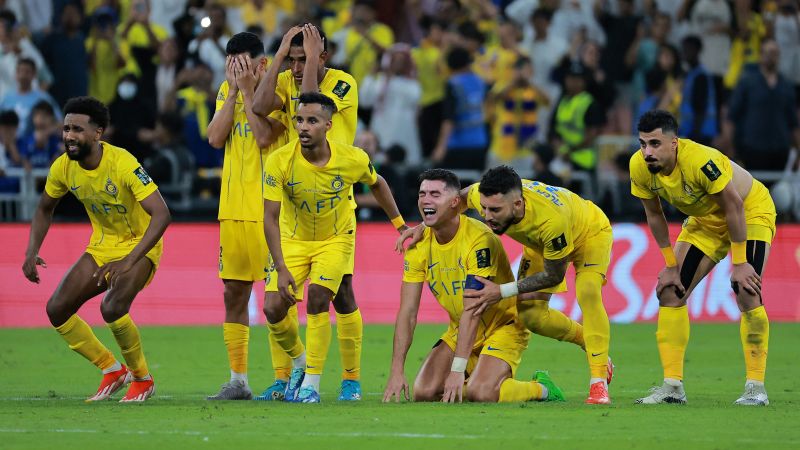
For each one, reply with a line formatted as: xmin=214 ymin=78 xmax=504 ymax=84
xmin=646 ymin=163 xmax=662 ymax=174
xmin=66 ymin=141 xmax=92 ymax=161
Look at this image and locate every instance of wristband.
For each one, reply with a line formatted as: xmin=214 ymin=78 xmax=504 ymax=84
xmin=391 ymin=215 xmax=406 ymax=229
xmin=731 ymin=241 xmax=747 ymax=265
xmin=451 ymin=356 xmax=467 ymax=373
xmin=499 ymin=281 xmax=519 ymax=299
xmin=660 ymin=246 xmax=677 ymax=267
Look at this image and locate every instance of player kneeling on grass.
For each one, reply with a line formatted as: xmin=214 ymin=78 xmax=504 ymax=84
xmin=22 ymin=96 xmax=170 ymax=403
xmin=383 ymin=169 xmax=563 ymax=403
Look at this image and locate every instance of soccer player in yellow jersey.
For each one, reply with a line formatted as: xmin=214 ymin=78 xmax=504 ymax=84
xmin=254 ymin=24 xmax=368 ymax=401
xmin=262 ymin=93 xmax=406 ymax=403
xmin=21 ymin=96 xmax=171 ymax=402
xmin=630 ymin=110 xmax=775 ymax=406
xmin=205 ymin=32 xmax=289 ymax=400
xmin=383 ymin=169 xmax=564 ymax=404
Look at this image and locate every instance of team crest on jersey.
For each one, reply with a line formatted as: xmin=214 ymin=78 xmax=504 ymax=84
xmin=133 ymin=166 xmax=152 ymax=186
xmin=403 ymin=260 xmax=409 ymax=272
xmin=332 ymin=80 xmax=351 ymax=99
xmin=476 ymin=248 xmax=490 ymax=268
xmin=701 ymin=159 xmax=721 ymax=181
xmin=265 ymin=174 xmax=277 ymax=187
xmin=104 ymin=178 xmax=118 ymax=196
xmin=683 ymin=182 xmax=694 ymax=196
xmin=331 ymin=175 xmax=345 ymax=191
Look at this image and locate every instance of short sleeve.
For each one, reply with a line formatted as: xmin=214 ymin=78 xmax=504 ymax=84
xmin=541 ymin=216 xmax=574 ymax=260
xmin=120 ymin=157 xmax=158 ymax=201
xmin=262 ymin=151 xmax=286 ymax=201
xmin=629 ymin=153 xmax=656 ymax=199
xmin=465 ymin=232 xmax=501 ymax=280
xmin=402 ymin=241 xmax=428 ymax=283
xmin=696 ymin=152 xmax=732 ymax=195
xmin=44 ymin=156 xmax=67 ymax=198
xmin=215 ymin=81 xmax=228 ymax=111
xmin=466 ymin=183 xmax=481 ymax=211
xmin=355 ymin=148 xmax=379 ymax=185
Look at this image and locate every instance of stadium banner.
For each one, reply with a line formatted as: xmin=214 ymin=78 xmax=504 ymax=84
xmin=1 ymin=222 xmax=799 ymax=327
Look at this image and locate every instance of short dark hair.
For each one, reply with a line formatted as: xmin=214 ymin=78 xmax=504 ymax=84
xmin=297 ymin=92 xmax=337 ymax=116
xmin=290 ymin=24 xmax=328 ymax=52
xmin=226 ymin=31 xmax=264 ymax=57
xmin=479 ymin=165 xmax=522 ymax=196
xmin=637 ymin=109 xmax=679 ymax=134
xmin=418 ymin=168 xmax=460 ymax=191
xmin=31 ymin=100 xmax=55 ymax=117
xmin=0 ymin=110 xmax=19 ymax=127
xmin=63 ymin=96 xmax=110 ymax=129
xmin=682 ymin=35 xmax=702 ymax=52
xmin=446 ymin=46 xmax=472 ymax=71
xmin=17 ymin=57 xmax=36 ymax=72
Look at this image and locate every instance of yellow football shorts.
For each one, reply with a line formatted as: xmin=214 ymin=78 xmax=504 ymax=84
xmin=441 ymin=320 xmax=531 ymax=377
xmin=518 ymin=224 xmax=613 ymax=293
xmin=87 ymin=243 xmax=161 ymax=287
xmin=678 ymin=181 xmax=777 ymax=263
xmin=265 ymin=233 xmax=355 ymax=300
xmin=219 ymin=220 xmax=269 ymax=281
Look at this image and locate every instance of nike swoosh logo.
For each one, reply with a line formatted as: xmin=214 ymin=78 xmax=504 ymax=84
xmin=345 ymin=368 xmax=356 ymax=373
xmin=487 ymin=346 xmax=501 ymax=351
xmin=428 ymin=262 xmax=439 ymax=269
xmin=319 ymin=275 xmax=333 ymax=281
xmin=591 ymin=353 xmax=602 ymax=357
xmin=287 ymin=181 xmax=302 ymax=187
xmin=70 ymin=185 xmax=80 ymax=191
xmin=583 ymin=263 xmax=599 ymax=267
xmin=307 ymin=365 xmax=316 ymax=369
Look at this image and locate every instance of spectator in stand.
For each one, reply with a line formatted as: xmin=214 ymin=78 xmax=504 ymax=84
xmin=519 ymin=8 xmax=568 ymax=108
xmin=554 ymin=38 xmax=616 ymax=117
xmin=550 ymin=0 xmax=606 ymax=47
xmin=686 ymin=0 xmax=732 ymax=114
xmin=188 ymin=3 xmax=229 ymax=88
xmin=0 ymin=58 xmax=60 ymax=139
xmin=412 ymin=16 xmax=447 ymax=159
xmin=155 ymin=38 xmax=182 ymax=112
xmin=723 ymin=0 xmax=766 ymax=92
xmin=18 ymin=100 xmax=61 ymax=170
xmin=107 ymin=74 xmax=155 ymax=162
xmin=775 ymin=0 xmax=800 ymax=91
xmin=627 ymin=12 xmax=671 ymax=112
xmin=0 ymin=109 xmax=21 ymax=192
xmin=40 ymin=2 xmax=87 ymax=107
xmin=87 ymin=8 xmax=126 ymax=105
xmin=727 ymin=39 xmax=800 ymax=172
xmin=647 ymin=42 xmax=683 ymax=116
xmin=0 ymin=9 xmax=53 ymax=99
xmin=171 ymin=62 xmax=220 ymax=169
xmin=118 ymin=0 xmax=167 ymax=114
xmin=678 ymin=35 xmax=717 ymax=145
xmin=334 ymin=0 xmax=395 ymax=85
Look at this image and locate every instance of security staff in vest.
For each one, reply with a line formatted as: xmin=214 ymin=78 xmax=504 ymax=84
xmin=550 ymin=62 xmax=605 ymax=175
xmin=678 ymin=35 xmax=717 ymax=145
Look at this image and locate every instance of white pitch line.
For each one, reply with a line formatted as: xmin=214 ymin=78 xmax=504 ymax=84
xmin=0 ymin=428 xmax=482 ymax=440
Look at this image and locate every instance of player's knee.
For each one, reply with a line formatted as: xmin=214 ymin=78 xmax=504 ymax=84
xmin=517 ymin=300 xmax=548 ymax=333
xmin=100 ymin=298 xmax=130 ymax=322
xmin=575 ymin=275 xmax=602 ymax=307
xmin=656 ymin=287 xmax=684 ymax=307
xmin=465 ymin=379 xmax=499 ymax=403
xmin=45 ymin=297 xmax=70 ymax=327
xmin=223 ymin=283 xmax=251 ymax=314
xmin=262 ymin=297 xmax=287 ymax=323
xmin=332 ymin=276 xmax=357 ymax=314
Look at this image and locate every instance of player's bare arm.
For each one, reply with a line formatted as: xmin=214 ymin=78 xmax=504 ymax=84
xmin=383 ymin=281 xmax=423 ymax=403
xmin=93 ymin=190 xmax=171 ymax=288
xmin=263 ymin=198 xmax=296 ymax=304
xmin=442 ymin=294 xmax=481 ymax=404
xmin=252 ymin=26 xmax=301 ymax=116
xmin=300 ymin=24 xmax=324 ymax=94
xmin=712 ymin=182 xmax=761 ymax=296
xmin=368 ymin=175 xmax=409 ymax=234
xmin=207 ymin=56 xmax=240 ymax=148
xmin=464 ymin=257 xmax=568 ymax=317
xmin=22 ymin=192 xmax=61 ymax=283
xmin=233 ymin=54 xmax=284 ymax=149
xmin=641 ymin=196 xmax=685 ymax=297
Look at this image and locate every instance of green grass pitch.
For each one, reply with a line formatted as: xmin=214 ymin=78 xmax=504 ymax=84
xmin=1 ymin=323 xmax=799 ymax=449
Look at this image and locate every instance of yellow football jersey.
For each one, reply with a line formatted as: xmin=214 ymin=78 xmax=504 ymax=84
xmin=630 ymin=139 xmax=736 ymax=219
xmin=467 ymin=180 xmax=609 ymax=260
xmin=403 ymin=217 xmax=519 ymax=347
xmin=44 ymin=142 xmax=163 ymax=256
xmin=275 ymin=68 xmax=358 ymax=145
xmin=216 ymin=80 xmax=289 ymax=221
xmin=262 ymin=138 xmax=377 ymax=241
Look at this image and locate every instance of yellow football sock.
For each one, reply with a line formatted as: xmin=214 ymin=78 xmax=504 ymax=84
xmin=576 ymin=272 xmax=610 ymax=379
xmin=108 ymin=314 xmax=149 ymax=379
xmin=656 ymin=305 xmax=690 ymax=381
xmin=269 ymin=304 xmax=298 ymax=380
xmin=266 ymin=308 xmax=305 ymax=359
xmin=223 ymin=322 xmax=249 ymax=375
xmin=336 ymin=309 xmax=362 ymax=380
xmin=740 ymin=305 xmax=769 ymax=382
xmin=55 ymin=314 xmax=117 ymax=370
xmin=519 ymin=299 xmax=585 ymax=349
xmin=498 ymin=379 xmax=543 ymax=402
xmin=305 ymin=312 xmax=332 ymax=376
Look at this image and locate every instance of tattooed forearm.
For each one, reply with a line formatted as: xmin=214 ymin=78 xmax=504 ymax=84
xmin=516 ymin=257 xmax=568 ymax=294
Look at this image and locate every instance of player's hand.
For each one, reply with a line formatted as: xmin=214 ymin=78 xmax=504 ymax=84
xmin=302 ymin=24 xmax=324 ymax=57
xmin=656 ymin=265 xmax=685 ymax=298
xmin=463 ymin=276 xmax=501 ymax=316
xmin=93 ymin=257 xmax=136 ymax=289
xmin=441 ymin=370 xmax=465 ymax=403
xmin=383 ymin=371 xmax=410 ymax=403
xmin=731 ymin=262 xmax=761 ymax=297
xmin=276 ymin=266 xmax=298 ymax=305
xmin=234 ymin=55 xmax=257 ymax=95
xmin=395 ymin=223 xmax=425 ymax=254
xmin=22 ymin=254 xmax=46 ymax=283
xmin=225 ymin=55 xmax=238 ymax=93
xmin=276 ymin=26 xmax=303 ymax=59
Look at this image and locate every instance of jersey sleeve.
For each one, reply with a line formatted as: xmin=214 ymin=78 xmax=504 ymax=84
xmin=354 ymin=148 xmax=379 ymax=185
xmin=120 ymin=157 xmax=158 ymax=201
xmin=465 ymin=231 xmax=503 ymax=280
xmin=466 ymin=183 xmax=481 ymax=211
xmin=215 ymin=81 xmax=228 ymax=111
xmin=262 ymin=151 xmax=286 ymax=202
xmin=695 ymin=150 xmax=732 ymax=195
xmin=629 ymin=152 xmax=656 ymax=199
xmin=541 ymin=215 xmax=574 ymax=260
xmin=43 ymin=155 xmax=67 ymax=198
xmin=402 ymin=238 xmax=428 ymax=283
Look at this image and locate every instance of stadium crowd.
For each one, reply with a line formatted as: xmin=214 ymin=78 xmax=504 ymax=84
xmin=0 ymin=0 xmax=799 ymax=221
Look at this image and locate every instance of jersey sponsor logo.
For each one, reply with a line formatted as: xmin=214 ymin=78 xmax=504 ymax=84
xmin=476 ymin=248 xmax=491 ymax=268
xmin=332 ymin=80 xmax=351 ymax=99
xmin=331 ymin=175 xmax=345 ymax=192
xmin=104 ymin=178 xmax=118 ymax=196
xmin=549 ymin=233 xmax=568 ymax=251
xmin=701 ymin=159 xmax=722 ymax=181
xmin=133 ymin=166 xmax=152 ymax=186
xmin=265 ymin=174 xmax=278 ymax=187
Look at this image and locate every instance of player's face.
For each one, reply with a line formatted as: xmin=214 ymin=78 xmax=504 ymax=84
xmin=287 ymin=46 xmax=327 ymax=84
xmin=418 ymin=179 xmax=459 ymax=227
xmin=480 ymin=192 xmax=522 ymax=235
xmin=638 ymin=128 xmax=678 ymax=174
xmin=63 ymin=113 xmax=100 ymax=161
xmin=295 ymin=103 xmax=331 ymax=149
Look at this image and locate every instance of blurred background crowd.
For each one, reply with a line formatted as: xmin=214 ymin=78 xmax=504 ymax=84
xmin=0 ymin=0 xmax=799 ymax=222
